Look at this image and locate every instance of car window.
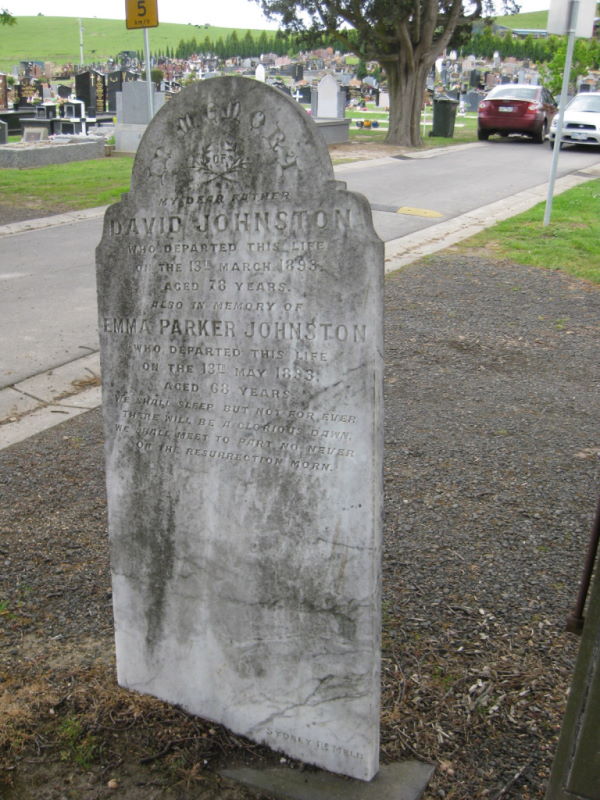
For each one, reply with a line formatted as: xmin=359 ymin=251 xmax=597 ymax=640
xmin=487 ymin=86 xmax=538 ymax=101
xmin=568 ymin=95 xmax=600 ymax=113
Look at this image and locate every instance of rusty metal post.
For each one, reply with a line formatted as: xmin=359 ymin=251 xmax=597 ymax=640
xmin=566 ymin=494 xmax=600 ymax=635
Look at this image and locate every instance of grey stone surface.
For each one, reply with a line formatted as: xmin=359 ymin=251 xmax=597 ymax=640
xmin=116 ymin=81 xmax=165 ymax=125
xmin=96 ymin=76 xmax=384 ymax=781
xmin=314 ymin=118 xmax=350 ymax=145
xmin=0 ymin=141 xmax=104 ymax=168
xmin=221 ymin=761 xmax=435 ymax=800
xmin=114 ymin=122 xmax=148 ymax=154
xmin=0 ymin=119 xmax=7 ymax=145
xmin=312 ymin=74 xmax=345 ymax=119
xmin=22 ymin=125 xmax=49 ymax=142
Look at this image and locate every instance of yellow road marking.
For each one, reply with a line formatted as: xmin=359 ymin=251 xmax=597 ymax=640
xmin=396 ymin=206 xmax=444 ymax=218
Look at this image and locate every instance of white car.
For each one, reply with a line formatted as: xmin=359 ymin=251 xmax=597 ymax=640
xmin=549 ymin=91 xmax=600 ymax=148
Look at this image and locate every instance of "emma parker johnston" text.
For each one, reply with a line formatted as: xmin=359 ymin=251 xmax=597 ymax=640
xmin=102 ymin=317 xmax=367 ymax=343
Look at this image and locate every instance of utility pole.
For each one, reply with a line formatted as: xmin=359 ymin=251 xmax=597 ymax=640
xmin=79 ymin=18 xmax=84 ymax=68
xmin=125 ymin=0 xmax=159 ymax=123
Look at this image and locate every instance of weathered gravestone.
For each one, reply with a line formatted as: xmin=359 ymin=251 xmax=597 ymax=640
xmin=96 ymin=76 xmax=384 ymax=781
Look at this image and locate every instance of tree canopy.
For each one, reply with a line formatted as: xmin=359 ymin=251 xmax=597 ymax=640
xmin=257 ymin=0 xmax=520 ymax=145
xmin=1 ymin=8 xmax=15 ymax=26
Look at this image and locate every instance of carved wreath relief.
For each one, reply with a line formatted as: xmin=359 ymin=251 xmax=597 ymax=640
xmin=146 ymin=98 xmax=297 ymax=191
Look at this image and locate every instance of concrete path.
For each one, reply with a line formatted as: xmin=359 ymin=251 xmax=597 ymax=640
xmin=1 ymin=158 xmax=599 ymax=451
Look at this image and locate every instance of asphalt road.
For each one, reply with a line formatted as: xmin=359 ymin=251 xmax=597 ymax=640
xmin=1 ymin=141 xmax=599 ymax=389
xmin=336 ymin=139 xmax=600 ymax=241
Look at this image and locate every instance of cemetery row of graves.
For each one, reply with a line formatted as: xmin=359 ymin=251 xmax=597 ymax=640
xmin=2 ymin=38 xmax=599 ymax=146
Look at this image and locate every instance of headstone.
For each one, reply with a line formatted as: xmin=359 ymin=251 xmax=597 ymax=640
xmin=0 ymin=74 xmax=8 ymax=111
xmin=465 ymin=90 xmax=483 ymax=112
xmin=297 ymin=85 xmax=312 ymax=104
xmin=19 ymin=82 xmax=41 ymax=104
xmin=75 ymin=69 xmax=106 ymax=114
xmin=57 ymin=84 xmax=71 ymax=99
xmin=312 ymin=74 xmax=345 ymax=118
xmin=22 ymin=125 xmax=48 ymax=142
xmin=96 ymin=76 xmax=383 ymax=782
xmin=107 ymin=70 xmax=136 ymax=113
xmin=0 ymin=120 xmax=7 ymax=145
xmin=255 ymin=63 xmax=266 ymax=82
xmin=63 ymin=100 xmax=85 ymax=118
xmin=36 ymin=104 xmax=57 ymax=119
xmin=116 ymin=80 xmax=165 ymax=124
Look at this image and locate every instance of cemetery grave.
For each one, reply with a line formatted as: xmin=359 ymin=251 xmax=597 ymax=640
xmin=96 ymin=75 xmax=385 ymax=784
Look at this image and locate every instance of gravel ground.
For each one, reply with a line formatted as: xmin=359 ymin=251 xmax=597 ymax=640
xmin=1 ymin=252 xmax=599 ymax=799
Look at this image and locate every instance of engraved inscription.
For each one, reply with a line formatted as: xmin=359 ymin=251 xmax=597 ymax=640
xmin=97 ymin=76 xmax=383 ymax=782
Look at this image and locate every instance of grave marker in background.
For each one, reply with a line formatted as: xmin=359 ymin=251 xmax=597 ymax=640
xmin=96 ymin=76 xmax=383 ymax=781
xmin=75 ymin=69 xmax=106 ymax=114
xmin=0 ymin=74 xmax=8 ymax=111
xmin=312 ymin=74 xmax=345 ymax=119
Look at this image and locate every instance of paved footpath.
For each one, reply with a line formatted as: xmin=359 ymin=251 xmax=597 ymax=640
xmin=1 ymin=155 xmax=599 ymax=451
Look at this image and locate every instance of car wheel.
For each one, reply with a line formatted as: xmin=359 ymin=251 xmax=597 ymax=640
xmin=477 ymin=128 xmax=490 ymax=141
xmin=533 ymin=121 xmax=547 ymax=144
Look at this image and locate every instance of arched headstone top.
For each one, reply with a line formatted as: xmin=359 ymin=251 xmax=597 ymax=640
xmin=129 ymin=76 xmax=334 ymax=200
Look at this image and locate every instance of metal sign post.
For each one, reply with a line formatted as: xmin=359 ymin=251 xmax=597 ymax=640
xmin=543 ymin=0 xmax=595 ymax=226
xmin=543 ymin=0 xmax=579 ymax=226
xmin=125 ymin=0 xmax=159 ymax=123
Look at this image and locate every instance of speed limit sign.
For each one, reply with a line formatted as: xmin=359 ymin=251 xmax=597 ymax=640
xmin=125 ymin=0 xmax=158 ymax=29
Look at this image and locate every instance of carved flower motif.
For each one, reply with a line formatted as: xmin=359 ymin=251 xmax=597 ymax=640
xmin=191 ymin=139 xmax=248 ymax=188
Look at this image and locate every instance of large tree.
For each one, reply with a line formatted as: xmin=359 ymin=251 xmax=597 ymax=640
xmin=1 ymin=8 xmax=15 ymax=25
xmin=257 ymin=0 xmax=518 ymax=146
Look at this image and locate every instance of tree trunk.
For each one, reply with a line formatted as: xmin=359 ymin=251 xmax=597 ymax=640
xmin=383 ymin=59 xmax=433 ymax=148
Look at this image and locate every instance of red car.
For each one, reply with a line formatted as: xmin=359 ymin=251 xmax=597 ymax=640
xmin=477 ymin=84 xmax=557 ymax=143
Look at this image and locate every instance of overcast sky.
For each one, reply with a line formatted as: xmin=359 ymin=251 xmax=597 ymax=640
xmin=8 ymin=0 xmax=550 ymax=27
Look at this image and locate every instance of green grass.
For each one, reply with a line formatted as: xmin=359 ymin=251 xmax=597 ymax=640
xmin=0 ymin=11 xmax=551 ymax=73
xmin=0 ymin=155 xmax=133 ymax=214
xmin=456 ymin=179 xmax=600 ymax=283
xmin=0 ymin=16 xmax=274 ymax=73
xmin=0 ymin=112 xmax=477 ymax=216
xmin=493 ymin=10 xmax=549 ymax=29
xmin=347 ymin=112 xmax=479 ymax=147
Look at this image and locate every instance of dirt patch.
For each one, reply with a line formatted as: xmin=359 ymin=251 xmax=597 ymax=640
xmin=328 ymin=141 xmax=409 ymax=163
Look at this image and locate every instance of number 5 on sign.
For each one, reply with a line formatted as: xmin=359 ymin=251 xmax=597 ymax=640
xmin=126 ymin=0 xmax=158 ymax=29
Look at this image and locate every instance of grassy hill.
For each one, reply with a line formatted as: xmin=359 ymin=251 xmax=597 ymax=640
xmin=0 ymin=16 xmax=274 ymax=73
xmin=494 ymin=10 xmax=550 ymax=29
xmin=0 ymin=11 xmax=551 ymax=75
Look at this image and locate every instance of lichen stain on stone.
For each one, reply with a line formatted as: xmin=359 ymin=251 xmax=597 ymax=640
xmin=125 ymin=473 xmax=178 ymax=656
